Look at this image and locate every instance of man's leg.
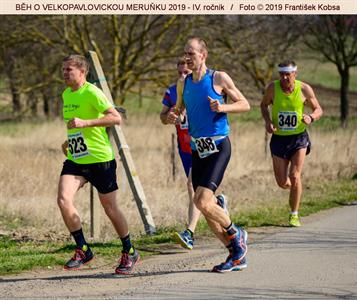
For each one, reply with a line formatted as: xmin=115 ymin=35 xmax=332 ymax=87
xmin=99 ymin=191 xmax=139 ymax=275
xmin=57 ymin=174 xmax=93 ymax=269
xmin=99 ymin=190 xmax=129 ymax=238
xmin=57 ymin=174 xmax=86 ymax=232
xmin=272 ymin=155 xmax=291 ymax=189
xmin=288 ymin=148 xmax=307 ymax=213
xmin=194 ymin=187 xmax=247 ymax=272
xmin=187 ymin=170 xmax=200 ymax=233
xmin=194 ymin=187 xmax=230 ymax=230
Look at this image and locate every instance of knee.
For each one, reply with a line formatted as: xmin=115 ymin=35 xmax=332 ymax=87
xmin=289 ymin=172 xmax=301 ymax=185
xmin=276 ymin=179 xmax=291 ymax=189
xmin=101 ymin=199 xmax=117 ymax=216
xmin=57 ymin=194 xmax=71 ymax=210
xmin=194 ymin=196 xmax=210 ymax=214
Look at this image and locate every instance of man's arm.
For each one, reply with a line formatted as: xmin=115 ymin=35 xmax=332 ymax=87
xmin=301 ymin=82 xmax=323 ymax=124
xmin=61 ymin=140 xmax=68 ymax=156
xmin=175 ymin=78 xmax=186 ymax=114
xmin=160 ymin=105 xmax=171 ymax=125
xmin=260 ymin=82 xmax=276 ymax=134
xmin=67 ymin=107 xmax=122 ymax=129
xmin=209 ymin=71 xmax=250 ymax=113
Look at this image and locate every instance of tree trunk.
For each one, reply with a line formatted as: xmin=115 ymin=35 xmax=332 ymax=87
xmin=43 ymin=93 xmax=50 ymax=118
xmin=28 ymin=92 xmax=38 ymax=116
xmin=339 ymin=68 xmax=349 ymax=129
xmin=9 ymin=81 xmax=21 ymax=114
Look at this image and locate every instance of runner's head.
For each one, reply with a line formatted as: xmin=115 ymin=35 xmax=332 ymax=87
xmin=176 ymin=56 xmax=191 ymax=80
xmin=278 ymin=60 xmax=297 ymax=88
xmin=62 ymin=54 xmax=89 ymax=87
xmin=184 ymin=37 xmax=208 ymax=71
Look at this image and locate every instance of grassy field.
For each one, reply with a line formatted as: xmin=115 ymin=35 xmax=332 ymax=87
xmin=297 ymin=57 xmax=357 ymax=93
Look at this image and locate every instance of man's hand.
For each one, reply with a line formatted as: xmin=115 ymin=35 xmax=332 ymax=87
xmin=67 ymin=118 xmax=88 ymax=129
xmin=302 ymin=114 xmax=313 ymax=125
xmin=61 ymin=140 xmax=69 ymax=156
xmin=166 ymin=107 xmax=180 ymax=124
xmin=208 ymin=96 xmax=225 ymax=112
xmin=265 ymin=121 xmax=277 ymax=134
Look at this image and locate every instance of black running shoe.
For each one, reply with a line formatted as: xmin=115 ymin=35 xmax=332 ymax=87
xmin=64 ymin=247 xmax=94 ymax=270
xmin=115 ymin=249 xmax=140 ymax=275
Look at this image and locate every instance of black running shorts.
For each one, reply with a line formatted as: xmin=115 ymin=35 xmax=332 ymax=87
xmin=191 ymin=136 xmax=231 ymax=192
xmin=270 ymin=131 xmax=311 ymax=160
xmin=60 ymin=159 xmax=118 ymax=194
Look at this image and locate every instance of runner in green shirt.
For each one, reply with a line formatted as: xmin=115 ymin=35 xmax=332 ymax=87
xmin=261 ymin=60 xmax=323 ymax=227
xmin=58 ymin=54 xmax=139 ymax=275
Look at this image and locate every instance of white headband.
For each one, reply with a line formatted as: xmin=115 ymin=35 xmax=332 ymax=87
xmin=278 ymin=66 xmax=297 ymax=72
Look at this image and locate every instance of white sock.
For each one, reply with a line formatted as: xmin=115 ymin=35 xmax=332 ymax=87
xmin=290 ymin=211 xmax=298 ymax=215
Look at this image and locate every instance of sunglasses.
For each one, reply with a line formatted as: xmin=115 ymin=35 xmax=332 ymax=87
xmin=178 ymin=70 xmax=190 ymax=76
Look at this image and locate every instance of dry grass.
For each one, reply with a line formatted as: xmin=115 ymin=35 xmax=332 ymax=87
xmin=0 ymin=117 xmax=356 ymax=240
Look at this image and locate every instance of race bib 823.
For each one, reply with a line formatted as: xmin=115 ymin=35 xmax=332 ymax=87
xmin=68 ymin=132 xmax=89 ymax=159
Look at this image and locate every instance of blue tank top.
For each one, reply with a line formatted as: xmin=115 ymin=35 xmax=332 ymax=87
xmin=183 ymin=69 xmax=229 ymax=141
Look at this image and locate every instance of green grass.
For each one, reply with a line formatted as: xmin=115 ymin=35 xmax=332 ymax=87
xmin=0 ymin=119 xmax=50 ymax=137
xmin=233 ymin=178 xmax=357 ymax=228
xmin=120 ymin=92 xmax=163 ymax=116
xmin=2 ymin=177 xmax=355 ymax=275
xmin=0 ymin=235 xmax=172 ymax=276
xmin=297 ymin=58 xmax=357 ymax=93
xmin=311 ymin=116 xmax=357 ymax=130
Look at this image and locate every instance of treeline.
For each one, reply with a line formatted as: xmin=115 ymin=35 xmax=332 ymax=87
xmin=0 ymin=15 xmax=356 ymax=126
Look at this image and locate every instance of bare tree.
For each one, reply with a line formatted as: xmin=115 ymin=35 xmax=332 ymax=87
xmin=208 ymin=16 xmax=302 ymax=94
xmin=304 ymin=16 xmax=357 ymax=128
xmin=24 ymin=15 xmax=193 ymax=105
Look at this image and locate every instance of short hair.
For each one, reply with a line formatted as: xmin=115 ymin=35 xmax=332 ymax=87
xmin=187 ymin=37 xmax=208 ymax=54
xmin=278 ymin=60 xmax=297 ymax=68
xmin=63 ymin=54 xmax=89 ymax=75
xmin=177 ymin=56 xmax=187 ymax=67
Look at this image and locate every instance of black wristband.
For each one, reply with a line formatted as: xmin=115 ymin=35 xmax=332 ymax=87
xmin=309 ymin=114 xmax=314 ymax=123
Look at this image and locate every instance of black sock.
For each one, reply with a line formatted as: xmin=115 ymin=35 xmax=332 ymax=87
xmin=121 ymin=234 xmax=133 ymax=253
xmin=71 ymin=228 xmax=89 ymax=250
xmin=224 ymin=222 xmax=238 ymax=236
xmin=186 ymin=229 xmax=194 ymax=237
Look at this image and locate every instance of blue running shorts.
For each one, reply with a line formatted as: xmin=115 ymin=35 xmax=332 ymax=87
xmin=270 ymin=130 xmax=311 ymax=160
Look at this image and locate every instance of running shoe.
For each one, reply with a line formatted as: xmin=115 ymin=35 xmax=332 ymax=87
xmin=173 ymin=230 xmax=194 ymax=250
xmin=212 ymin=256 xmax=248 ymax=273
xmin=289 ymin=214 xmax=301 ymax=227
xmin=216 ymin=194 xmax=229 ymax=215
xmin=64 ymin=246 xmax=94 ymax=270
xmin=115 ymin=248 xmax=140 ymax=275
xmin=230 ymin=228 xmax=248 ymax=263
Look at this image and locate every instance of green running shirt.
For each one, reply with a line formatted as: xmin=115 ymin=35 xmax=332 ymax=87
xmin=272 ymin=80 xmax=306 ymax=136
xmin=62 ymin=82 xmax=114 ymax=164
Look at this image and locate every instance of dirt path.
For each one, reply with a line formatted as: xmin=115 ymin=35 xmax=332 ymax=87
xmin=1 ymin=205 xmax=357 ymax=299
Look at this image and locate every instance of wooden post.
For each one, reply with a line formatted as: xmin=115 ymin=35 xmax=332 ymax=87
xmin=86 ymin=51 xmax=156 ymax=235
xmin=264 ymin=131 xmax=269 ymax=156
xmin=171 ymin=133 xmax=176 ymax=181
xmin=89 ymin=184 xmax=100 ymax=239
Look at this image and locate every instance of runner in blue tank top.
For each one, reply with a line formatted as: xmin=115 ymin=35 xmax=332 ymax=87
xmin=170 ymin=37 xmax=250 ymax=272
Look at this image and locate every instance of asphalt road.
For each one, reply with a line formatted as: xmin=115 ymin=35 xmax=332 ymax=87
xmin=1 ymin=205 xmax=356 ymax=299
